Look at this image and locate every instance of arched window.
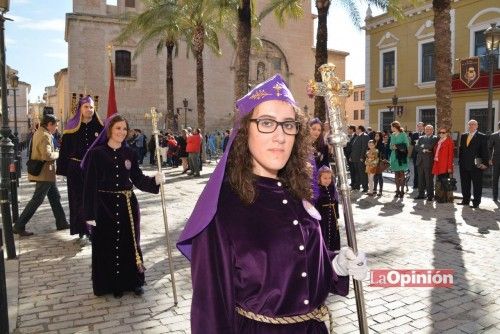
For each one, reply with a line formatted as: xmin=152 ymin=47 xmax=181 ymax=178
xmin=115 ymin=50 xmax=131 ymax=77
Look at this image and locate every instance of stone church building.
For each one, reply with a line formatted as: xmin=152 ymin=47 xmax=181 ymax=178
xmin=63 ymin=0 xmax=348 ymax=134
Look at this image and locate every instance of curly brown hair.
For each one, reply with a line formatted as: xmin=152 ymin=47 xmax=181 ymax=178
xmin=227 ymin=105 xmax=313 ymax=205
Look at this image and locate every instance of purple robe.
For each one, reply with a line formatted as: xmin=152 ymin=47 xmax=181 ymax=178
xmin=315 ymin=184 xmax=340 ymax=251
xmin=83 ymin=144 xmax=159 ymax=295
xmin=57 ymin=118 xmax=103 ymax=236
xmin=190 ymin=176 xmax=349 ymax=334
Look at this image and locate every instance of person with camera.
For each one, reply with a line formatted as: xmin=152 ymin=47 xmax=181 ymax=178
xmin=13 ymin=114 xmax=69 ymax=236
xmin=432 ymin=127 xmax=455 ymax=203
xmin=458 ymin=119 xmax=489 ymax=208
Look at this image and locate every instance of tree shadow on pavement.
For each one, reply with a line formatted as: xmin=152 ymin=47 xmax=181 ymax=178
xmin=430 ymin=215 xmax=491 ymax=333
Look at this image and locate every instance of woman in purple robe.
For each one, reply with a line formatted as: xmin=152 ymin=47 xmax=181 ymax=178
xmin=83 ymin=115 xmax=163 ymax=298
xmin=177 ymin=75 xmax=368 ymax=334
xmin=57 ymin=95 xmax=103 ymax=240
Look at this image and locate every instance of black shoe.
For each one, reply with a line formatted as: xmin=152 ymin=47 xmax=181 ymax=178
xmin=12 ymin=226 xmax=34 ymax=237
xmin=57 ymin=223 xmax=70 ymax=231
xmin=457 ymin=201 xmax=469 ymax=205
xmin=494 ymin=198 xmax=498 ymax=203
xmin=113 ymin=291 xmax=123 ymax=298
xmin=399 ymin=192 xmax=404 ymax=198
xmin=362 ymin=189 xmax=368 ymax=193
xmin=377 ymin=192 xmax=382 ymax=196
xmin=394 ymin=191 xmax=400 ymax=198
xmin=470 ymin=204 xmax=479 ymax=209
xmin=427 ymin=196 xmax=434 ymax=201
xmin=134 ymin=287 xmax=144 ymax=296
xmin=414 ymin=196 xmax=426 ymax=200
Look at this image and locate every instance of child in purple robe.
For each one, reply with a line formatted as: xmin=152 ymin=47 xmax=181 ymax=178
xmin=177 ymin=75 xmax=368 ymax=334
xmin=315 ymin=166 xmax=341 ymax=252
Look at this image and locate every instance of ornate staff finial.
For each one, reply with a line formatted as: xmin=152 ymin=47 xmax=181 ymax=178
xmin=307 ymin=63 xmax=353 ymax=147
xmin=145 ymin=107 xmax=163 ymax=135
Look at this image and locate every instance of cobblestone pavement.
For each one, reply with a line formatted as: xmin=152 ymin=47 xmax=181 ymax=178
xmin=3 ymin=160 xmax=500 ymax=334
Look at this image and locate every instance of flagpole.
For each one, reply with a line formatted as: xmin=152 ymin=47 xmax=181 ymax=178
xmin=145 ymin=107 xmax=178 ymax=306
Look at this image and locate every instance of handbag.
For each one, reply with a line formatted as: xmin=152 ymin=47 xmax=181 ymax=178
xmin=26 ymin=140 xmax=45 ymax=176
xmin=376 ymin=159 xmax=390 ymax=174
xmin=442 ymin=173 xmax=457 ymax=192
xmin=26 ymin=159 xmax=45 ymax=176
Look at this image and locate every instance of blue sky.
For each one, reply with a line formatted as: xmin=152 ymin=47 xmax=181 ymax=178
xmin=5 ymin=0 xmax=378 ymax=101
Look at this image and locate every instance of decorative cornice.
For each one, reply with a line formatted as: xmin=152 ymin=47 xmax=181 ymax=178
xmin=364 ymin=1 xmax=463 ymax=31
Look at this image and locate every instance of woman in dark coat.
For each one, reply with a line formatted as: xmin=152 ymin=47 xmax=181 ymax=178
xmin=57 ymin=95 xmax=103 ymax=240
xmin=177 ymin=129 xmax=189 ymax=173
xmin=432 ymin=127 xmax=455 ymax=203
xmin=82 ymin=114 xmax=162 ymax=298
xmin=177 ymin=75 xmax=368 ymax=334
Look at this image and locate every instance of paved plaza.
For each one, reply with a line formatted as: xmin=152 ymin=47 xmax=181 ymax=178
xmin=3 ymin=160 xmax=500 ymax=334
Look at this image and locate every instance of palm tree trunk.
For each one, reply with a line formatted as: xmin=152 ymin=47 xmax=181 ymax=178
xmin=433 ymin=0 xmax=452 ymax=130
xmin=195 ymin=50 xmax=205 ymax=133
xmin=166 ymin=43 xmax=175 ymax=131
xmin=234 ymin=0 xmax=252 ymax=105
xmin=314 ymin=1 xmax=330 ymax=121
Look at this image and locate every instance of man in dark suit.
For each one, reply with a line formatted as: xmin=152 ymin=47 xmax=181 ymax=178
xmin=345 ymin=125 xmax=356 ymax=188
xmin=488 ymin=121 xmax=500 ymax=202
xmin=410 ymin=122 xmax=424 ymax=189
xmin=415 ymin=125 xmax=438 ymax=200
xmin=350 ymin=125 xmax=369 ymax=192
xmin=458 ymin=119 xmax=489 ymax=208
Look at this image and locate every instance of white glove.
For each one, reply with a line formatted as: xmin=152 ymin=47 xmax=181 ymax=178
xmin=332 ymin=247 xmax=368 ymax=281
xmin=86 ymin=220 xmax=96 ymax=226
xmin=154 ymin=172 xmax=165 ymax=185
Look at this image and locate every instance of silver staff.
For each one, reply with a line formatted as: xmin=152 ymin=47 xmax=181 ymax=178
xmin=145 ymin=107 xmax=178 ymax=306
xmin=308 ymin=64 xmax=368 ymax=333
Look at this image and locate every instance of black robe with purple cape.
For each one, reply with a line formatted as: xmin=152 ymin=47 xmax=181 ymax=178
xmin=83 ymin=144 xmax=159 ymax=296
xmin=57 ymin=118 xmax=103 ymax=236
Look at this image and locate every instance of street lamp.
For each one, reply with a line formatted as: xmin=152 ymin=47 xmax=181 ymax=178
xmin=387 ymin=94 xmax=404 ymax=120
xmin=0 ymin=0 xmax=15 ymax=258
xmin=8 ymin=72 xmax=20 ymax=177
xmin=484 ymin=23 xmax=500 ymax=135
xmin=176 ymin=98 xmax=192 ymax=129
xmin=0 ymin=2 xmax=14 ymax=333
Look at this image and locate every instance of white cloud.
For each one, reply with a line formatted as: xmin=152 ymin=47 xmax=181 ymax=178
xmin=9 ymin=15 xmax=64 ymax=32
xmin=44 ymin=52 xmax=67 ymax=60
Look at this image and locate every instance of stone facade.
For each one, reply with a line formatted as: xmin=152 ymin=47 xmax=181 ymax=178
xmin=64 ymin=0 xmax=348 ymax=136
xmin=344 ymin=84 xmax=367 ymax=127
xmin=3 ymin=67 xmax=31 ymax=142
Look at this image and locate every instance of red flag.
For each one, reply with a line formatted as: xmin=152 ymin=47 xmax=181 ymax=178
xmin=107 ymin=60 xmax=117 ymax=117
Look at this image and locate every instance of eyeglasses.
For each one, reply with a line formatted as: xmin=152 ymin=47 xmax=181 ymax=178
xmin=439 ymin=132 xmax=446 ymax=134
xmin=250 ymin=118 xmax=300 ymax=135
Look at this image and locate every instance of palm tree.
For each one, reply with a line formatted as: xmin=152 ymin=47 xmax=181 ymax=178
xmin=432 ymin=0 xmax=452 ymax=130
xmin=180 ymin=0 xmax=231 ymax=133
xmin=116 ymin=0 xmax=182 ymax=131
xmin=232 ymin=0 xmax=304 ymax=103
xmin=313 ymin=0 xmax=404 ymax=121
